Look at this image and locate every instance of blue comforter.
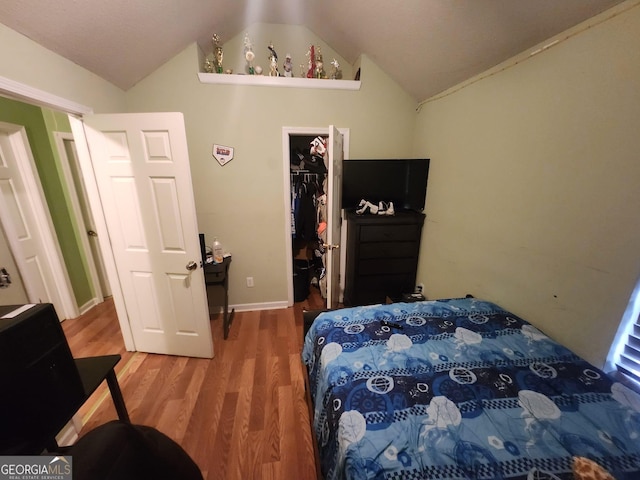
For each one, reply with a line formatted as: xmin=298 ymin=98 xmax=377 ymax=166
xmin=302 ymin=298 xmax=640 ymax=480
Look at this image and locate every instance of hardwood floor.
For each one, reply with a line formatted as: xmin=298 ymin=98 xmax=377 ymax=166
xmin=61 ymin=287 xmax=326 ymax=480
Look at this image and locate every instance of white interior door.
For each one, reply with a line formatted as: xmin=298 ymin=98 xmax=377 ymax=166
xmin=326 ymin=125 xmax=343 ymax=309
xmin=78 ymin=112 xmax=213 ymax=358
xmin=0 ymin=124 xmax=75 ymax=318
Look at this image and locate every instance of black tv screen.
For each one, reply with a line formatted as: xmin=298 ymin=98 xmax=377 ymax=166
xmin=342 ymin=158 xmax=430 ymax=212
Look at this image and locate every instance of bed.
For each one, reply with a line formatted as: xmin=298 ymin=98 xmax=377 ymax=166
xmin=302 ymin=297 xmax=640 ymax=480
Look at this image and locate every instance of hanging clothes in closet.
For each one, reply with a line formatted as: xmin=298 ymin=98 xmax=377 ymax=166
xmin=290 ymin=136 xmax=329 ymax=299
xmin=292 ymin=173 xmax=318 ymax=242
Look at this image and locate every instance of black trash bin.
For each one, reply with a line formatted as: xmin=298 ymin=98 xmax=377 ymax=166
xmin=293 ymin=259 xmax=311 ymax=302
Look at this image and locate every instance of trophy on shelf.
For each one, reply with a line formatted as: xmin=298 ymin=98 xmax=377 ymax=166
xmin=306 ymin=45 xmax=316 ymax=78
xmin=244 ymin=33 xmax=255 ymax=75
xmin=267 ymin=42 xmax=279 ymax=77
xmin=212 ymin=34 xmax=224 ymax=73
xmin=203 ymin=34 xmax=224 ymax=73
xmin=283 ymin=54 xmax=293 ymax=77
xmin=315 ymin=47 xmax=326 ymax=79
xmin=330 ymin=59 xmax=343 ymax=79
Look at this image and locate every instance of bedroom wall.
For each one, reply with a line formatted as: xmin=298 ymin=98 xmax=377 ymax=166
xmin=413 ymin=1 xmax=640 ymax=368
xmin=124 ymin=24 xmax=418 ymax=308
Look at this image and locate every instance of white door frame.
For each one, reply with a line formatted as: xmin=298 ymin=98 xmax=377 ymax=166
xmin=54 ymin=132 xmax=106 ymax=311
xmin=0 ymin=76 xmax=93 ymax=116
xmin=281 ymin=126 xmax=349 ymax=306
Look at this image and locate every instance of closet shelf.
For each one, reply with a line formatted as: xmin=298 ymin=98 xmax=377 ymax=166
xmin=198 ymin=72 xmax=361 ymax=91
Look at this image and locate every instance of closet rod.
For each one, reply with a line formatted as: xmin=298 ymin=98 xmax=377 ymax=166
xmin=290 ymin=169 xmax=321 ymax=175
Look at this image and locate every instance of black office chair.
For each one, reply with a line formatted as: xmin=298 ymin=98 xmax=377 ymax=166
xmin=70 ymin=421 xmax=203 ymax=480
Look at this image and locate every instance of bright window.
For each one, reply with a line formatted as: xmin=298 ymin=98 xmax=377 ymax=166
xmin=605 ymin=277 xmax=640 ymax=384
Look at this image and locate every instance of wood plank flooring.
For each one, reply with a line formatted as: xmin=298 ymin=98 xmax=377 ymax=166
xmin=61 ymin=288 xmax=326 ymax=480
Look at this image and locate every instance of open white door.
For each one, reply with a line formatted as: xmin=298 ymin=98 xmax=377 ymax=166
xmin=73 ymin=112 xmax=213 ymax=359
xmin=326 ymin=125 xmax=343 ymax=309
xmin=0 ymin=124 xmax=76 ymax=318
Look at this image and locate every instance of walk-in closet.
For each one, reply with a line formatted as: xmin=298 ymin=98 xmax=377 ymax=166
xmin=288 ymin=134 xmax=329 ymax=302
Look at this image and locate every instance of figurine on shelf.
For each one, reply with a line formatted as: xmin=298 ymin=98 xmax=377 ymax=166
xmin=315 ymin=50 xmax=326 ymax=79
xmin=330 ymin=58 xmax=343 ymax=79
xmin=244 ymin=33 xmax=255 ymax=75
xmin=212 ymin=34 xmax=224 ymax=74
xmin=306 ymin=45 xmax=315 ymax=78
xmin=267 ymin=42 xmax=279 ymax=77
xmin=283 ymin=54 xmax=293 ymax=77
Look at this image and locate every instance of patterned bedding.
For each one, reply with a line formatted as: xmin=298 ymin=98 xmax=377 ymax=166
xmin=302 ymin=298 xmax=640 ymax=480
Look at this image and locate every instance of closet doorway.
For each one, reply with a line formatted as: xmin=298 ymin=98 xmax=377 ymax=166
xmin=282 ymin=126 xmax=349 ymax=309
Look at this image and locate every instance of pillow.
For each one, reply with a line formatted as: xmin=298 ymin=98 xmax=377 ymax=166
xmin=572 ymin=456 xmax=615 ymax=480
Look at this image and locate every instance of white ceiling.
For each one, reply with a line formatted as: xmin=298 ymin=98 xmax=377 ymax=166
xmin=0 ymin=0 xmax=625 ymax=101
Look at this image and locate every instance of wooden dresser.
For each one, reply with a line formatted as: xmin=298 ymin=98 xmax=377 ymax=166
xmin=343 ymin=209 xmax=425 ymax=306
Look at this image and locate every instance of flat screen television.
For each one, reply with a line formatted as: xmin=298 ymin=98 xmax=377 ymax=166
xmin=341 ymin=158 xmax=430 ymax=212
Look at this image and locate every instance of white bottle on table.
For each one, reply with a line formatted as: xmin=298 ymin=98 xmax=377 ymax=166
xmin=212 ymin=237 xmax=224 ymax=263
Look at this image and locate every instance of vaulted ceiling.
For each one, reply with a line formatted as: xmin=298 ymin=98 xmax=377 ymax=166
xmin=0 ymin=0 xmax=625 ymax=101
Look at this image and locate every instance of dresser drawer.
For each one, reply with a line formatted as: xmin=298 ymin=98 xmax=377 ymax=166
xmin=359 ymin=224 xmax=420 ymax=242
xmin=358 ymin=258 xmax=417 ymax=276
xmin=355 ymin=274 xmax=416 ymax=300
xmin=359 ymin=241 xmax=420 ymax=259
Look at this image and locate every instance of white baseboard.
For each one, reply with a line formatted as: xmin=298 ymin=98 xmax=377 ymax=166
xmin=78 ymin=298 xmax=100 ymax=315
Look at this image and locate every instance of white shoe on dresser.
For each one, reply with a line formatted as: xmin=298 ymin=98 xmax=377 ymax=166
xmin=377 ymin=201 xmax=395 ymax=215
xmin=356 ymin=199 xmax=379 ymax=215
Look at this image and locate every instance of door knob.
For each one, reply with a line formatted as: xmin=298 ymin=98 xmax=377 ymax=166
xmin=87 ymin=230 xmax=98 ymax=237
xmin=323 ymin=243 xmax=339 ymax=250
xmin=186 ymin=261 xmax=198 ymax=271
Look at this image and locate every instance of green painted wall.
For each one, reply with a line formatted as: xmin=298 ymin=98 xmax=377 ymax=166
xmin=412 ymin=3 xmax=640 ymax=368
xmin=0 ymin=96 xmax=94 ymax=308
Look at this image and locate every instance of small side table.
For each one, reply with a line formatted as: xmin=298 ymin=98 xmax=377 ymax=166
xmin=203 ymin=256 xmax=235 ymax=339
